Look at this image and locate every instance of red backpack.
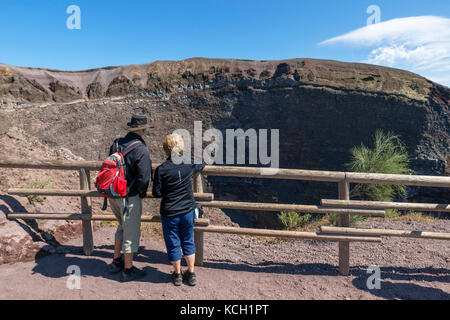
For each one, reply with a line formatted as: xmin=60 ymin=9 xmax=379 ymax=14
xmin=95 ymin=139 xmax=143 ymax=210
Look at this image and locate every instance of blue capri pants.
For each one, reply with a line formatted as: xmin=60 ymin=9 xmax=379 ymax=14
xmin=161 ymin=209 xmax=196 ymax=262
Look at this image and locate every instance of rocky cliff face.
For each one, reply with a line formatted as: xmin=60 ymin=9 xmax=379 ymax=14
xmin=0 ymin=58 xmax=449 ymax=227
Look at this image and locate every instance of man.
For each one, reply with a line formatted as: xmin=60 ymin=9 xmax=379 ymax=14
xmin=108 ymin=114 xmax=152 ymax=282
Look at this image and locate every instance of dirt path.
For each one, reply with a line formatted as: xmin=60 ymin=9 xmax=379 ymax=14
xmin=0 ymin=219 xmax=449 ymax=300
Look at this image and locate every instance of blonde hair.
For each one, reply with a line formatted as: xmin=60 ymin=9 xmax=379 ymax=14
xmin=163 ymin=133 xmax=184 ymax=157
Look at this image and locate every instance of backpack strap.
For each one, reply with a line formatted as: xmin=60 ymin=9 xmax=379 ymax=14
xmin=121 ymin=140 xmax=144 ymax=216
xmin=122 ymin=140 xmax=143 ymax=156
xmin=119 ymin=140 xmax=144 ymax=195
xmin=101 ymin=197 xmax=108 ymax=211
xmin=111 ymin=138 xmax=121 ymax=154
xmin=102 ymin=139 xmax=144 ymax=212
xmin=111 ymin=139 xmax=143 ymax=158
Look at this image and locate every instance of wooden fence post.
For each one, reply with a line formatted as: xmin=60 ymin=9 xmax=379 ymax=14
xmin=79 ymin=169 xmax=94 ymax=255
xmin=338 ymin=179 xmax=350 ymax=275
xmin=193 ymin=172 xmax=204 ymax=266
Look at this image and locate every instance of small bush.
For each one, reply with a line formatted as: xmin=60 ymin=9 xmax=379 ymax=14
xmin=385 ymin=209 xmax=401 ymax=219
xmin=393 ymin=211 xmax=434 ymax=223
xmin=22 ymin=177 xmax=52 ymax=204
xmin=297 ymin=216 xmax=330 ymax=232
xmin=346 ymin=130 xmax=410 ymax=202
xmin=99 ymin=220 xmax=118 ymax=228
xmin=278 ymin=211 xmax=312 ymax=230
xmin=326 ymin=214 xmax=366 ymax=227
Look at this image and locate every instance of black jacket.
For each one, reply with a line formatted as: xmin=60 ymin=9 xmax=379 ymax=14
xmin=109 ymin=132 xmax=152 ymax=198
xmin=152 ymin=159 xmax=205 ymax=217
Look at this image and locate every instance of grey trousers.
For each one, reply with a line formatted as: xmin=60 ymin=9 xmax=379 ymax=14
xmin=109 ymin=195 xmax=142 ymax=253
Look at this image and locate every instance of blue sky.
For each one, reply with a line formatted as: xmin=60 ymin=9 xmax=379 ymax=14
xmin=1 ymin=0 xmax=449 ymax=85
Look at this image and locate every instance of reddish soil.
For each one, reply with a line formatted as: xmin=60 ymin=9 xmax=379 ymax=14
xmin=0 ymin=218 xmax=448 ymax=300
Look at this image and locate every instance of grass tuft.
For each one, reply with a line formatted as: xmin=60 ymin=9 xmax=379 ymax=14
xmin=391 ymin=211 xmax=435 ymax=224
xmin=22 ymin=176 xmax=52 ymax=204
xmin=278 ymin=211 xmax=312 ymax=230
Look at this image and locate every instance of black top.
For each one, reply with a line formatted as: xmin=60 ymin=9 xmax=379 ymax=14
xmin=152 ymin=159 xmax=205 ymax=217
xmin=109 ymin=132 xmax=152 ymax=198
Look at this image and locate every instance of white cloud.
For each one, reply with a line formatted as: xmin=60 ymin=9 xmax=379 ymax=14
xmin=320 ymin=16 xmax=450 ymax=87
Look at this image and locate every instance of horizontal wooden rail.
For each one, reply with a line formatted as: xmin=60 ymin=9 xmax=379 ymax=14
xmin=194 ymin=225 xmax=381 ymax=242
xmin=2 ymin=158 xmax=450 ymax=187
xmin=203 ymin=166 xmax=345 ymax=182
xmin=8 ymin=188 xmax=214 ymax=201
xmin=345 ymin=172 xmax=450 ymax=188
xmin=0 ymin=159 xmax=104 ymax=171
xmin=198 ymin=200 xmax=385 ymax=216
xmin=0 ymin=159 xmax=344 ymax=182
xmin=319 ymin=226 xmax=450 ymax=241
xmin=7 ymin=213 xmax=210 ymax=226
xmin=7 ymin=212 xmax=380 ymax=242
xmin=321 ymin=199 xmax=450 ymax=212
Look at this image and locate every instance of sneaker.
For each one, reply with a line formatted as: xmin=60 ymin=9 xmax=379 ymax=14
xmin=108 ymin=255 xmax=124 ymax=274
xmin=183 ymin=270 xmax=197 ymax=286
xmin=120 ymin=266 xmax=147 ymax=282
xmin=171 ymin=271 xmax=183 ymax=286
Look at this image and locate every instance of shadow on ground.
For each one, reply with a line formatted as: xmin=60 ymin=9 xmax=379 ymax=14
xmin=31 ymin=245 xmax=171 ymax=284
xmin=204 ymin=258 xmax=450 ymax=299
xmin=351 ymin=265 xmax=450 ymax=299
xmin=0 ymin=195 xmax=61 ymax=249
xmin=30 ymin=240 xmax=450 ymax=299
xmin=204 ymin=259 xmax=340 ymax=276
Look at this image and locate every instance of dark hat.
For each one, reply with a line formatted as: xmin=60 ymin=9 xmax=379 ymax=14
xmin=123 ymin=114 xmax=153 ymax=131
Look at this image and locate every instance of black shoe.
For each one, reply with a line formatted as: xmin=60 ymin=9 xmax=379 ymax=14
xmin=171 ymin=271 xmax=183 ymax=286
xmin=183 ymin=270 xmax=197 ymax=286
xmin=120 ymin=266 xmax=147 ymax=282
xmin=108 ymin=255 xmax=124 ymax=274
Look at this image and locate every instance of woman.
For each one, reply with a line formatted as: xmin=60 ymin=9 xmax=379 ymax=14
xmin=152 ymin=133 xmax=205 ymax=286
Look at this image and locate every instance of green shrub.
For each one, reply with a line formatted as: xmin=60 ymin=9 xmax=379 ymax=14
xmin=394 ymin=211 xmax=433 ymax=223
xmin=385 ymin=209 xmax=401 ymax=219
xmin=22 ymin=177 xmax=52 ymax=204
xmin=278 ymin=211 xmax=312 ymax=230
xmin=326 ymin=214 xmax=366 ymax=227
xmin=346 ymin=130 xmax=410 ymax=202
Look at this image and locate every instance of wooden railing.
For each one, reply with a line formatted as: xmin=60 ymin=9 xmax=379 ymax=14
xmin=1 ymin=158 xmax=449 ymax=276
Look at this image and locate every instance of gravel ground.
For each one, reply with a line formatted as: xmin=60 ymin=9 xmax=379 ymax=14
xmin=0 ymin=218 xmax=448 ymax=300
